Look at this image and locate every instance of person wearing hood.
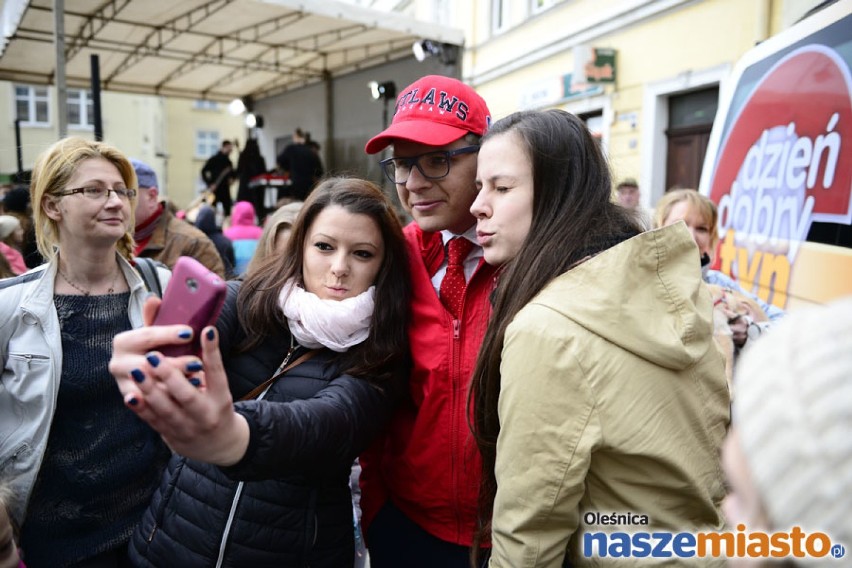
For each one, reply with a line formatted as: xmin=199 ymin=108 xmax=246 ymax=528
xmin=194 ymin=204 xmax=236 ymax=279
xmin=468 ymin=110 xmax=729 ymax=567
xmin=224 ymin=201 xmax=263 ymax=276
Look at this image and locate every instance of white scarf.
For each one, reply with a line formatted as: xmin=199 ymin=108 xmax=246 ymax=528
xmin=278 ymin=279 xmax=375 ymax=352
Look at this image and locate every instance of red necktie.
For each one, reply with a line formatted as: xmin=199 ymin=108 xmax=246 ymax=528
xmin=440 ymin=237 xmax=474 ymax=318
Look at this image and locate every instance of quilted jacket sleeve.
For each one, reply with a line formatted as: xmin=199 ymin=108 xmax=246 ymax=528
xmin=222 ymin=372 xmax=399 ymax=480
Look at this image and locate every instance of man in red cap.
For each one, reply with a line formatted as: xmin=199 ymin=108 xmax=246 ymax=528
xmin=360 ymin=75 xmax=496 ymax=566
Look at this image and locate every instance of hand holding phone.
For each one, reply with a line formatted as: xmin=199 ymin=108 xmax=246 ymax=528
xmin=151 ymin=256 xmax=227 ymax=357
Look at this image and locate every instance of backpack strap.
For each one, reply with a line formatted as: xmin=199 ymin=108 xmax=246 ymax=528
xmin=135 ymin=257 xmax=164 ymax=297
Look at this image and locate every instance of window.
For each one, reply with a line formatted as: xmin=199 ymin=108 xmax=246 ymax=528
xmin=15 ymin=84 xmax=49 ymax=125
xmin=531 ymin=0 xmax=557 ymax=14
xmin=492 ymin=0 xmax=510 ymax=33
xmin=196 ymin=130 xmax=220 ymax=159
xmin=430 ymin=0 xmax=453 ymax=26
xmin=67 ymin=89 xmax=94 ymax=128
xmin=194 ymin=99 xmax=219 ymax=110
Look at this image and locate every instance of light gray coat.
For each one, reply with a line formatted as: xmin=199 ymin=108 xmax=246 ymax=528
xmin=0 ymin=256 xmax=170 ymax=525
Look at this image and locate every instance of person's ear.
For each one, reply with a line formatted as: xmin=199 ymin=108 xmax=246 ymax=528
xmin=42 ymin=195 xmax=62 ymax=221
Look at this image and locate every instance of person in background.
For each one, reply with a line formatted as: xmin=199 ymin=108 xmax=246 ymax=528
xmin=276 ymin=128 xmax=324 ymax=201
xmin=360 ymin=74 xmax=497 ymax=567
xmin=0 ymin=216 xmax=26 ymax=275
xmin=614 ymin=178 xmax=652 ymax=229
xmin=194 ymin=203 xmax=236 ymax=279
xmin=1 ymin=187 xmax=42 ymax=269
xmin=224 ymin=200 xmax=263 ymax=276
xmin=201 ymin=140 xmax=236 ymax=217
xmin=235 ymin=138 xmax=268 ymax=205
xmin=0 ymin=137 xmax=172 ymax=567
xmin=0 ymin=482 xmax=23 ymax=568
xmin=131 ymin=158 xmax=226 ymax=278
xmin=0 ymin=252 xmax=14 ymax=280
xmin=653 ymin=188 xmax=784 ymax=348
xmin=723 ymin=296 xmax=852 ymax=567
xmin=245 ymin=200 xmax=304 ymax=275
xmin=469 ymin=109 xmax=728 ymax=567
xmin=108 ymin=177 xmax=411 ymax=566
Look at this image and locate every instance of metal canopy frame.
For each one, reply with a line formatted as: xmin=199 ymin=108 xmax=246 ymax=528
xmin=0 ymin=0 xmax=463 ymax=101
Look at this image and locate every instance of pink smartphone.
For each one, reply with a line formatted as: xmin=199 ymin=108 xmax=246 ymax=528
xmin=151 ymin=256 xmax=227 ymax=357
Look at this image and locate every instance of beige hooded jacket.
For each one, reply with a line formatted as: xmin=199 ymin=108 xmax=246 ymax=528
xmin=490 ymin=223 xmax=729 ymax=567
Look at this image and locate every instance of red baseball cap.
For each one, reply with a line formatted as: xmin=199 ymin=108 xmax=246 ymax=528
xmin=364 ymin=75 xmax=491 ymax=154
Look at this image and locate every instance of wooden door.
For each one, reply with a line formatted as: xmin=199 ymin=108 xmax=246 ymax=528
xmin=665 ymin=125 xmax=711 ymax=191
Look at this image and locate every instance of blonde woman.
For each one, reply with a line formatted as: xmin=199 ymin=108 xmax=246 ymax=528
xmin=0 ymin=137 xmax=171 ymax=567
xmin=653 ymin=189 xmax=784 ymax=346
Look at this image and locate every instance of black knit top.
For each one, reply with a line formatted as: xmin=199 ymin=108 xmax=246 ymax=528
xmin=19 ymin=293 xmax=170 ymax=568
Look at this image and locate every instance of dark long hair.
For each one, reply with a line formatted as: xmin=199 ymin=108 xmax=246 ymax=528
xmin=469 ymin=110 xmax=642 ymax=552
xmin=237 ymin=176 xmax=411 ymax=384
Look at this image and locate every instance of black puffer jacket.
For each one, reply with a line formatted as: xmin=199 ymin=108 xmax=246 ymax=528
xmin=129 ymin=283 xmax=401 ymax=567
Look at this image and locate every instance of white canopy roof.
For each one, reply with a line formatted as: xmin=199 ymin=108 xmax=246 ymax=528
xmin=0 ymin=0 xmax=463 ymax=101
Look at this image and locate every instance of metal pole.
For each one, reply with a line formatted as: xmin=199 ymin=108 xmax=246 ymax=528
xmin=53 ymin=0 xmax=68 ymax=137
xmin=323 ymin=69 xmax=334 ymax=171
xmin=90 ymin=54 xmax=103 ymax=140
xmin=14 ymin=119 xmax=23 ymax=175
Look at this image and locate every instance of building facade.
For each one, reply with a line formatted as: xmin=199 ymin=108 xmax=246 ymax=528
xmin=0 ymin=82 xmax=244 ymax=209
xmin=451 ymin=0 xmax=826 ymax=210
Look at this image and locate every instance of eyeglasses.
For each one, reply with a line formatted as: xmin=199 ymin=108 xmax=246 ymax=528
xmin=379 ymin=146 xmax=480 ymax=185
xmin=58 ymin=186 xmax=137 ymax=201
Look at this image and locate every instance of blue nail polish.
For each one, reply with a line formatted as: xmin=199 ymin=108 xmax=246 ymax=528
xmin=178 ymin=329 xmax=192 ymax=339
xmin=130 ymin=369 xmax=145 ymax=383
xmin=189 ymin=377 xmax=202 ymax=387
xmin=146 ymin=353 xmax=160 ymax=367
xmin=206 ymin=328 xmax=215 ymax=341
xmin=128 ymin=396 xmax=139 ymax=406
xmin=186 ymin=361 xmax=203 ymax=372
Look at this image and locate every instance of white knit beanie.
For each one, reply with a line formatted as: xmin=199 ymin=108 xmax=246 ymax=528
xmin=0 ymin=215 xmax=20 ymax=241
xmin=734 ymin=296 xmax=852 ymax=559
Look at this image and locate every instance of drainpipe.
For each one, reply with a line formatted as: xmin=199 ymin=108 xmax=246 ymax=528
xmin=756 ymin=0 xmax=772 ymax=45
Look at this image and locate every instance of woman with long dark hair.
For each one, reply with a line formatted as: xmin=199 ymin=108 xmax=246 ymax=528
xmin=109 ymin=176 xmax=410 ymax=566
xmin=469 ymin=109 xmax=729 ymax=567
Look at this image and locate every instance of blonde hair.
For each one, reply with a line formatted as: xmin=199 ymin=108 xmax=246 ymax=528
xmin=653 ymin=188 xmax=719 ymax=249
xmin=30 ymin=137 xmax=138 ymax=263
xmin=245 ymin=201 xmax=304 ymax=275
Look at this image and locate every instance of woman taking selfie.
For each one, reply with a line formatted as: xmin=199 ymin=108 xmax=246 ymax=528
xmin=0 ymin=137 xmax=171 ymax=567
xmin=469 ymin=110 xmax=729 ymax=567
xmin=109 ymin=177 xmax=410 ymax=566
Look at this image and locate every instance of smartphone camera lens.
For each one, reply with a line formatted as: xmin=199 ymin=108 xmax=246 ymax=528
xmin=186 ymin=278 xmax=199 ymax=292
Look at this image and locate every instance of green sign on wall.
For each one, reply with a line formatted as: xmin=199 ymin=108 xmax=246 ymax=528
xmin=587 ymin=48 xmax=617 ymax=84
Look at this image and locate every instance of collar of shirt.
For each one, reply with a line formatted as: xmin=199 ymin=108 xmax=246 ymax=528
xmin=430 ymin=226 xmax=483 ymax=293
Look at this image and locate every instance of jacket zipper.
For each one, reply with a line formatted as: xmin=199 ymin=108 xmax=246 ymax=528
xmin=214 ymin=348 xmax=290 ymax=567
xmin=215 ymin=482 xmax=246 ymax=568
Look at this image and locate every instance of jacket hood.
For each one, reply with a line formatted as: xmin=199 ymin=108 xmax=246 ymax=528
xmin=194 ymin=205 xmax=219 ymax=236
xmin=531 ymin=223 xmax=714 ymax=371
xmin=230 ymin=201 xmax=258 ymax=226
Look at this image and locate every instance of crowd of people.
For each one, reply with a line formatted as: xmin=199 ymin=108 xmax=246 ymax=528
xmin=0 ymin=74 xmax=847 ymax=568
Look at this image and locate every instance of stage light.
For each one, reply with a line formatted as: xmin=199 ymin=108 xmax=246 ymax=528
xmin=245 ymin=113 xmax=263 ymax=128
xmin=368 ymin=80 xmax=397 ymax=101
xmin=228 ymin=98 xmax=246 ymax=115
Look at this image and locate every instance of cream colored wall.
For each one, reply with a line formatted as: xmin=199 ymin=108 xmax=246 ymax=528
xmin=448 ymin=0 xmax=824 ymax=204
xmin=0 ymin=81 xmax=243 ymax=210
xmin=0 ymin=84 xmax=159 ymax=176
xmin=162 ymin=98 xmax=245 ymax=210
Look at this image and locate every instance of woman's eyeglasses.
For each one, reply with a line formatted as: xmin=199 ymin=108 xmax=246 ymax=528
xmin=379 ymin=146 xmax=480 ymax=185
xmin=58 ymin=186 xmax=138 ymax=201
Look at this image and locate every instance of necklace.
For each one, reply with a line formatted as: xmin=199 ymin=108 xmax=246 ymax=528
xmin=59 ymin=266 xmax=121 ymax=296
